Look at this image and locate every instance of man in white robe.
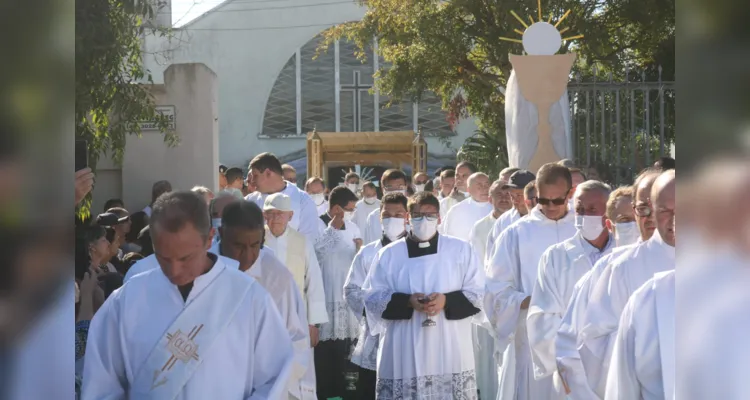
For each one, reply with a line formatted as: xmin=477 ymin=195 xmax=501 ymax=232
xmin=485 ymin=163 xmax=578 ymax=400
xmin=353 ymin=181 xmax=380 ymax=233
xmin=439 ymin=162 xmax=477 ymax=218
xmin=554 ymin=184 xmax=642 ymax=400
xmin=437 ymin=169 xmax=455 ymax=200
xmin=485 ymin=170 xmax=536 ymax=263
xmin=343 ymin=192 xmax=409 ymax=400
xmin=363 ymin=191 xmax=485 ymax=399
xmin=262 ymin=193 xmax=328 ymax=343
xmin=581 ymin=170 xmax=675 ymax=397
xmin=441 ymin=172 xmax=492 ymax=240
xmin=83 ymin=191 xmax=293 ymax=400
xmin=314 ymin=186 xmax=363 ymax=399
xmin=212 ymin=200 xmax=314 ymax=400
xmin=245 ymin=152 xmax=320 ymax=241
xmin=526 ymin=181 xmax=615 ymax=396
xmin=605 ymin=270 xmax=674 ymax=400
xmin=364 ymin=169 xmax=409 ymax=244
xmin=304 ymin=177 xmax=328 ymax=217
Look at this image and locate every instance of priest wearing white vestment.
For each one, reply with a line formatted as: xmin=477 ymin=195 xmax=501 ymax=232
xmin=441 ymin=172 xmax=492 ymax=240
xmin=364 ymin=169 xmax=408 ymax=245
xmin=605 ymin=270 xmax=674 ymax=400
xmin=305 ymin=177 xmax=329 ymax=217
xmin=485 ymin=170 xmax=536 ymax=263
xmin=214 ymin=200 xmax=315 ymax=400
xmin=437 ymin=169 xmax=456 ymax=200
xmin=82 ymin=191 xmax=294 ymax=400
xmin=343 ymin=192 xmax=409 ymax=400
xmin=353 ymin=182 xmax=381 ymax=235
xmin=363 ymin=192 xmax=485 ymax=399
xmin=262 ymin=193 xmax=329 ymax=344
xmin=527 ymin=181 xmax=615 ymax=396
xmin=485 ymin=163 xmax=578 ymax=400
xmin=439 ymin=161 xmax=477 ymax=218
xmin=557 ymin=171 xmax=658 ymax=400
xmin=314 ymin=187 xmax=363 ymax=399
xmin=245 ymin=153 xmax=320 ymax=241
xmin=581 ymin=170 xmax=675 ymax=398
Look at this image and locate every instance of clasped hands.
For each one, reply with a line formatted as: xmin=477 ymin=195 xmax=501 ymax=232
xmin=409 ymin=293 xmax=446 ymax=317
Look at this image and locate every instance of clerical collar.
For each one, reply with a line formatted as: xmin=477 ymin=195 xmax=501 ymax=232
xmin=381 ymin=232 xmax=407 ymax=247
xmin=405 ymin=233 xmax=439 ymax=258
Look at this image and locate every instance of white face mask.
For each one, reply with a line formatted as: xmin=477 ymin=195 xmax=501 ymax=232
xmin=212 ymin=218 xmax=222 ymax=228
xmin=414 ymin=184 xmax=426 ymax=193
xmin=385 ymin=189 xmax=407 ymax=196
xmin=382 ymin=217 xmax=406 ymax=241
xmin=310 ymin=193 xmax=325 ymax=205
xmin=411 ymin=218 xmax=438 ymax=241
xmin=344 ymin=211 xmax=354 ymax=222
xmin=576 ymin=215 xmax=605 ymax=241
xmin=364 ymin=196 xmax=377 ymax=205
xmin=346 ymin=183 xmax=358 ymax=194
xmin=614 ymin=221 xmax=640 ymax=247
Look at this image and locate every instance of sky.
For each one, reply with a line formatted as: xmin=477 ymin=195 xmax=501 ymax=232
xmin=171 ymin=0 xmax=227 ymax=27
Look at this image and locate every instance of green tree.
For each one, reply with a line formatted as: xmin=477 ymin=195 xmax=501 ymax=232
xmin=76 ymin=0 xmax=176 ymax=216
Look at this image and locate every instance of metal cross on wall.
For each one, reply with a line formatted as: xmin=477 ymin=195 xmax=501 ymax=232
xmin=340 ymin=70 xmax=373 ymax=132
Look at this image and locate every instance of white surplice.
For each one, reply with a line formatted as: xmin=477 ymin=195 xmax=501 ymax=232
xmin=439 ymin=194 xmax=466 ymax=219
xmin=353 ymin=198 xmax=381 ymax=239
xmin=581 ymin=231 xmax=675 ymax=398
xmin=441 ymin=198 xmax=493 ymax=241
xmin=363 ymin=208 xmax=382 ymax=245
xmin=605 ymin=270 xmax=674 ymax=400
xmin=245 ymin=181 xmax=320 ymax=241
xmin=364 ymin=235 xmax=485 ymax=399
xmin=264 ymin=228 xmax=329 ymax=326
xmin=468 ymin=212 xmax=500 ymax=400
xmin=485 ymin=208 xmax=523 ymax=264
xmin=555 ymin=243 xmax=639 ymax=400
xmin=343 ymin=238 xmax=385 ymax=371
xmin=82 ymin=257 xmax=294 ymax=400
xmin=485 ymin=207 xmax=577 ymax=400
xmin=527 ymin=233 xmax=614 ymax=389
xmin=314 ymin=219 xmax=361 ymax=342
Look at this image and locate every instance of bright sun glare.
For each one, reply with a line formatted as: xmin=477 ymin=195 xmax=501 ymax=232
xmin=499 ymin=0 xmax=584 ymax=55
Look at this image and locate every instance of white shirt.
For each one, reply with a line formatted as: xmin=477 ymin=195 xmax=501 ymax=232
xmin=143 ymin=205 xmax=152 ymax=217
xmin=363 ymin=208 xmax=382 ymax=245
xmin=441 ymin=198 xmax=493 ymax=241
xmin=486 ymin=208 xmax=523 ymax=263
xmin=82 ymin=258 xmax=294 ymax=400
xmin=469 ymin=212 xmax=498 ymax=262
xmin=353 ymin=197 xmax=380 ymax=238
xmin=245 ymin=181 xmax=320 ymax=241
xmin=439 ymin=194 xmax=465 ymax=219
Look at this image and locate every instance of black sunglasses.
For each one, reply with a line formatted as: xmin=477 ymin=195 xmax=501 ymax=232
xmin=537 ymin=196 xmax=567 ymax=206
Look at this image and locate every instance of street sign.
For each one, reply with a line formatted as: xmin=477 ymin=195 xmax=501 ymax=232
xmin=140 ymin=105 xmax=176 ymax=131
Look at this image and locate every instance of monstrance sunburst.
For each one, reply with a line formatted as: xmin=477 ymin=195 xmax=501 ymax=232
xmin=499 ymin=0 xmax=584 ymax=55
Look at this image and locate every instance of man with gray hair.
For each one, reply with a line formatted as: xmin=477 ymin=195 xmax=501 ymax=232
xmin=441 ymin=172 xmax=493 ymax=241
xmin=83 ymin=191 xmax=294 ymax=399
xmin=526 ymin=180 xmax=615 ymax=396
xmin=191 ymin=185 xmax=214 ymax=205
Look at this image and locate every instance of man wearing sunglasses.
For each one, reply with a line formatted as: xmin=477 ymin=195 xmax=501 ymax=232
xmin=486 ymin=162 xmax=578 ymax=400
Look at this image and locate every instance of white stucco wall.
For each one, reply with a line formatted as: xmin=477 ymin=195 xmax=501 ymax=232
xmin=142 ymin=0 xmax=476 ymax=169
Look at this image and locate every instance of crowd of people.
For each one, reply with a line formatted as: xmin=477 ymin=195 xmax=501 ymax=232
xmin=73 ymin=151 xmax=676 ymax=400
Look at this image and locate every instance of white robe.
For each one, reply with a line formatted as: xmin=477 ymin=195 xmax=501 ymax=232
xmin=605 ymin=270 xmax=674 ymax=400
xmin=363 ymin=208 xmax=382 ymax=246
xmin=314 ymin=219 xmax=362 ymax=342
xmin=364 ymin=235 xmax=485 ymax=399
xmin=439 ymin=195 xmax=466 ymax=219
xmin=245 ymin=181 xmax=320 ymax=241
xmin=124 ymin=248 xmax=224 ymax=284
xmin=82 ymin=258 xmax=294 ymax=400
xmin=527 ymin=233 xmax=614 ymax=389
xmin=485 ymin=208 xmax=523 ymax=264
xmin=315 ymin=200 xmax=329 ymax=217
xmin=556 ymin=243 xmax=639 ymax=400
xmin=485 ymin=207 xmax=577 ymax=400
xmin=343 ymin=239 xmax=384 ymax=371
xmin=353 ymin=198 xmax=381 ymax=238
xmin=581 ymin=231 xmax=675 ymax=397
xmin=441 ymin=198 xmax=493 ymax=241
xmin=265 ymin=229 xmax=329 ymax=325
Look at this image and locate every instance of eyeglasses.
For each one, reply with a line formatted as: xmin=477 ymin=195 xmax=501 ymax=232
xmin=634 ymin=205 xmax=652 ymax=217
xmin=384 ymin=186 xmax=406 ymax=192
xmin=537 ymin=196 xmax=568 ymax=206
xmin=410 ymin=212 xmax=438 ymax=222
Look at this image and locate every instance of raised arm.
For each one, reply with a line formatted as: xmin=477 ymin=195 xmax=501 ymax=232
xmin=81 ymin=296 xmax=127 ymax=400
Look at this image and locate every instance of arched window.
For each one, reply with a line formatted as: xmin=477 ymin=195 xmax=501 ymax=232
xmin=260 ymin=34 xmax=455 ymax=138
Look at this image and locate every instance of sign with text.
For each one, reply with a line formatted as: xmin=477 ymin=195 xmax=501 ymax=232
xmin=140 ymin=105 xmax=176 ymax=131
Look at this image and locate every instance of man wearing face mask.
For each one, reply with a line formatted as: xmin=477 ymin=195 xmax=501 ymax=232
xmin=362 ymin=192 xmax=484 ymax=399
xmin=313 ymin=186 xmax=363 ymax=399
xmin=486 ymin=163 xmax=578 ymax=400
xmin=526 ymin=180 xmax=615 ymax=398
xmin=344 ymin=171 xmax=361 ymax=198
xmin=441 ymin=172 xmax=493 ymax=240
xmin=582 ymin=169 xmax=675 ymax=398
xmin=363 ymin=169 xmax=408 ymax=244
xmin=412 ymin=171 xmax=430 ymax=193
xmin=343 ymin=192 xmax=408 ymax=400
xmin=353 ymin=181 xmax=380 ymax=236
xmin=305 ymin=177 xmax=328 ymax=217
xmin=439 ymin=161 xmax=477 ymax=218
xmin=559 ymin=169 xmax=659 ymax=399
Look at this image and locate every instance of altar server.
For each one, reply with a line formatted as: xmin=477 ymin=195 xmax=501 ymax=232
xmin=215 ymin=200 xmax=314 ymax=399
xmin=363 ymin=169 xmax=408 ymax=244
xmin=605 ymin=269 xmax=674 ymax=400
xmin=486 ymin=162 xmax=577 ymax=400
xmin=486 ymin=170 xmax=535 ymax=262
xmin=353 ymin=181 xmax=380 ymax=233
xmin=82 ymin=191 xmax=293 ymax=400
xmin=526 ymin=180 xmax=614 ymax=393
xmin=441 ymin=172 xmax=492 ymax=240
xmin=582 ymin=169 xmax=675 ymax=397
xmin=439 ymin=161 xmax=476 ymax=218
xmin=343 ymin=192 xmax=408 ymax=400
xmin=245 ymin=152 xmax=319 ymax=241
xmin=314 ymin=186 xmax=362 ymax=399
xmin=363 ymin=192 xmax=484 ymax=399
xmin=305 ymin=177 xmax=328 ymax=217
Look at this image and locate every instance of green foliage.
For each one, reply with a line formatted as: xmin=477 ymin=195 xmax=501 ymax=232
xmin=76 ymin=0 xmax=177 ymax=216
xmin=457 ymin=130 xmax=508 ymax=179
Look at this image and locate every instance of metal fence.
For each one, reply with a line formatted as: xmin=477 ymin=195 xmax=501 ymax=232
xmin=568 ymin=65 xmax=676 ymax=186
